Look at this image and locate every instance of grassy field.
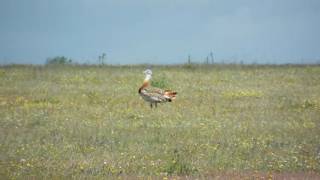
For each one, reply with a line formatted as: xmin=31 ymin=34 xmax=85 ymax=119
xmin=0 ymin=64 xmax=320 ymax=179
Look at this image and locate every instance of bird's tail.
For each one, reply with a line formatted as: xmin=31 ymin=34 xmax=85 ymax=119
xmin=164 ymin=90 xmax=177 ymax=101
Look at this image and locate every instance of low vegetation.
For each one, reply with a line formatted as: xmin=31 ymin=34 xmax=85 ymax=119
xmin=0 ymin=64 xmax=319 ymax=179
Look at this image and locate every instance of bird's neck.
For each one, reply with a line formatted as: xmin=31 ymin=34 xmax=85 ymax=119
xmin=142 ymin=75 xmax=152 ymax=87
xmin=139 ymin=75 xmax=151 ymax=93
xmin=144 ymin=74 xmax=151 ymax=82
xmin=139 ymin=74 xmax=151 ymax=93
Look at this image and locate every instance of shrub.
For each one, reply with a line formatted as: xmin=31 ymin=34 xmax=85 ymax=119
xmin=46 ymin=56 xmax=72 ymax=65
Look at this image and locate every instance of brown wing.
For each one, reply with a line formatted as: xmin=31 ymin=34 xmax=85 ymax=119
xmin=143 ymin=87 xmax=177 ymax=101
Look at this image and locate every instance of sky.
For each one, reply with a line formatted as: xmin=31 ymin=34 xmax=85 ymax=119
xmin=1 ymin=0 xmax=320 ymax=64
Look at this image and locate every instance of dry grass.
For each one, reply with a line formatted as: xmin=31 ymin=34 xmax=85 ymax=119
xmin=0 ymin=64 xmax=319 ymax=179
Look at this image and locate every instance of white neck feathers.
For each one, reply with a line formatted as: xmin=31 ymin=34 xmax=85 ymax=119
xmin=144 ymin=74 xmax=152 ymax=82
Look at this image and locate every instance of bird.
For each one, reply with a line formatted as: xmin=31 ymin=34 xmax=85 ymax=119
xmin=138 ymin=69 xmax=177 ymax=108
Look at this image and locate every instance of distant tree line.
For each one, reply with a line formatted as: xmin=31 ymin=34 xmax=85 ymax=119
xmin=46 ymin=53 xmax=107 ymax=65
xmin=46 ymin=56 xmax=73 ymax=65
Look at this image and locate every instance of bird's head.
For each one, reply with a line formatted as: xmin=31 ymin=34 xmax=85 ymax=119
xmin=143 ymin=69 xmax=152 ymax=76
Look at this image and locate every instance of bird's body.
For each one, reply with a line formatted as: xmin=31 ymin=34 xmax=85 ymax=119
xmin=138 ymin=69 xmax=177 ymax=108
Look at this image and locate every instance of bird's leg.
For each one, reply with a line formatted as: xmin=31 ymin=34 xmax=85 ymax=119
xmin=155 ymin=102 xmax=158 ymax=108
xmin=150 ymin=103 xmax=153 ymax=108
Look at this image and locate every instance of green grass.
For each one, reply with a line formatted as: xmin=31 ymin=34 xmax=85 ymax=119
xmin=0 ymin=64 xmax=319 ymax=179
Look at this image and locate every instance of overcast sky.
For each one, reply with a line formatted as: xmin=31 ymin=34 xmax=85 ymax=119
xmin=1 ymin=0 xmax=320 ymax=64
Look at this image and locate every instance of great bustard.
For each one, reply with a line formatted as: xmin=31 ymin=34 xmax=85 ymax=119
xmin=138 ymin=69 xmax=177 ymax=108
